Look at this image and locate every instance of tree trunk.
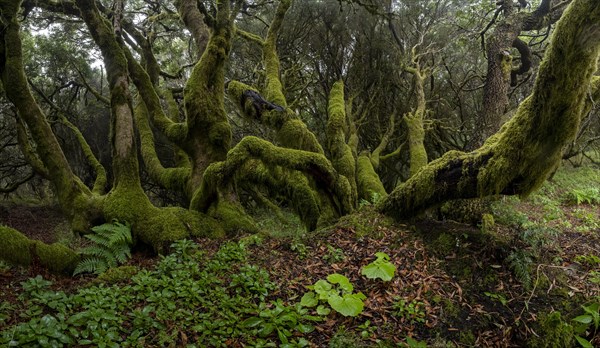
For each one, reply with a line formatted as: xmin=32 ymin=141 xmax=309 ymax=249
xmin=379 ymin=0 xmax=600 ymax=220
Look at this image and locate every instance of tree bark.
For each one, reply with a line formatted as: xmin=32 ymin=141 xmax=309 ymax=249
xmin=470 ymin=0 xmax=565 ymax=149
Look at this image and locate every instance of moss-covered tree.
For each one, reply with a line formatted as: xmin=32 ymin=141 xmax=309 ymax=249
xmin=0 ymin=0 xmax=599 ymax=274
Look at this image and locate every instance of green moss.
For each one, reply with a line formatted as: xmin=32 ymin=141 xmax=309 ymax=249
xmin=262 ymin=0 xmax=291 ymax=107
xmin=277 ymin=118 xmax=324 ymax=154
xmin=103 ymin=186 xmax=221 ymax=253
xmin=356 ymin=154 xmax=387 ymax=201
xmin=335 ymin=206 xmax=394 ymax=238
xmin=0 ymin=225 xmax=33 ymax=266
xmin=481 ymin=213 xmax=495 ymax=233
xmin=96 ymin=265 xmax=138 ymax=284
xmin=430 ymin=233 xmax=455 ymax=256
xmin=459 ymin=330 xmax=476 ymax=345
xmin=326 ymin=81 xmax=357 ymax=205
xmin=208 ymin=200 xmax=259 ymax=235
xmin=528 ymin=312 xmax=574 ymax=348
xmin=405 ymin=113 xmax=428 ymax=177
xmin=33 ymin=241 xmax=79 ymax=274
xmin=0 ymin=225 xmax=79 ymax=274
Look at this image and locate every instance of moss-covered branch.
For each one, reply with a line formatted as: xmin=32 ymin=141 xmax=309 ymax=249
xmin=357 ymin=153 xmax=387 ymax=202
xmin=175 ymin=0 xmax=210 ymax=56
xmin=404 ymin=60 xmax=429 ymax=177
xmin=28 ymin=79 xmax=108 ymax=194
xmin=133 ymin=96 xmax=191 ymax=196
xmin=190 ymin=136 xmax=352 ymax=229
xmin=378 ymin=0 xmax=600 ymax=219
xmin=124 ymin=46 xmax=188 ymax=142
xmin=0 ymin=0 xmax=93 ymax=221
xmin=263 ymin=0 xmax=291 ymax=106
xmin=0 ymin=225 xmax=79 ymax=274
xmin=370 ymin=114 xmax=396 ymax=170
xmin=235 ymin=28 xmax=265 ymax=46
xmin=57 ymin=114 xmax=108 ymax=194
xmin=14 ymin=115 xmax=49 ymax=178
xmin=326 ymin=80 xmax=357 ymax=205
xmin=227 ymin=80 xmax=324 ymax=153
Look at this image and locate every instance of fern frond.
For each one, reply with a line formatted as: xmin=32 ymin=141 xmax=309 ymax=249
xmin=73 ymin=258 xmax=108 ymax=276
xmin=80 ymin=246 xmax=113 ymax=259
xmin=74 ymin=220 xmax=133 ymax=276
xmin=84 ymin=233 xmax=111 ymax=248
xmin=110 ymin=244 xmax=131 ymax=264
xmin=107 ymin=223 xmax=132 ymax=246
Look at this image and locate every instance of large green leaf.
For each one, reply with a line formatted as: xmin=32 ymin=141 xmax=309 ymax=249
xmin=326 ymin=273 xmax=353 ymax=293
xmin=300 ymin=292 xmax=318 ymax=307
xmin=327 ymin=293 xmax=364 ymax=317
xmin=361 ymin=253 xmax=396 ymax=281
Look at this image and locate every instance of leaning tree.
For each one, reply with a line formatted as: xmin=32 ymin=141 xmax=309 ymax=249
xmin=0 ymin=0 xmax=599 ymax=273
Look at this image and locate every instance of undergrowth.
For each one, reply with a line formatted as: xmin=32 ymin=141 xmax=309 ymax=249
xmin=0 ymin=239 xmax=316 ymax=347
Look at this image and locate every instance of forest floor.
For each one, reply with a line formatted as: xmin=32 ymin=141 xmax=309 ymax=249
xmin=0 ymin=165 xmax=599 ymax=347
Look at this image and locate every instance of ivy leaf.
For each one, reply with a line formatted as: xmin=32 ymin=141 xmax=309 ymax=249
xmin=361 ymin=253 xmax=396 ymax=281
xmin=313 ymin=279 xmax=334 ymax=300
xmin=327 ymin=294 xmax=364 ymax=317
xmin=326 ymin=273 xmax=353 ymax=293
xmin=316 ymin=305 xmax=331 ymax=316
xmin=300 ymin=292 xmax=318 ymax=307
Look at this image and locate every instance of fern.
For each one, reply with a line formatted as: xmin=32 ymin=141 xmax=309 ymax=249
xmin=74 ymin=221 xmax=133 ymax=276
xmin=506 ymin=250 xmax=533 ymax=289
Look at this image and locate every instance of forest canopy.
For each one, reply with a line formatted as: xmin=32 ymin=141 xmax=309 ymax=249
xmin=0 ymin=0 xmax=599 ymax=272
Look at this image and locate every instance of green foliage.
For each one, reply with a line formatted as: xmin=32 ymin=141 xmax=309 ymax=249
xmin=490 ymin=197 xmax=530 ymax=227
xmin=361 ymin=252 xmax=396 ymax=281
xmin=329 ymin=326 xmax=367 ymax=348
xmin=572 ymin=303 xmax=600 ymax=348
xmin=484 ymin=292 xmax=508 ymax=306
xmin=324 ymin=244 xmax=345 ymax=264
xmin=564 ymin=188 xmax=600 ymax=206
xmin=392 ymin=298 xmax=426 ymax=324
xmin=359 ymin=192 xmax=382 ymax=208
xmin=73 ymin=221 xmax=133 ymax=276
xmin=0 ymin=260 xmax=10 ymax=273
xmin=529 ymin=312 xmax=574 ymax=348
xmin=290 ymin=239 xmax=309 ymax=260
xmin=506 ymin=250 xmax=533 ymax=290
xmin=575 ymin=254 xmax=600 ymax=269
xmin=1 ymin=239 xmax=315 ymax=347
xmin=241 ymin=299 xmax=318 ymax=347
xmin=302 ymin=274 xmax=366 ymax=317
xmin=403 ymin=337 xmax=428 ymax=348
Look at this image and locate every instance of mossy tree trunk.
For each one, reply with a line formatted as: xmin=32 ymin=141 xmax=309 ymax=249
xmin=1 ymin=0 xmax=598 ymax=274
xmin=378 ymin=0 xmax=600 ymax=219
xmin=470 ymin=0 xmax=568 ymax=149
xmin=403 ymin=58 xmax=429 ymax=178
xmin=0 ymin=0 xmax=100 ymax=231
